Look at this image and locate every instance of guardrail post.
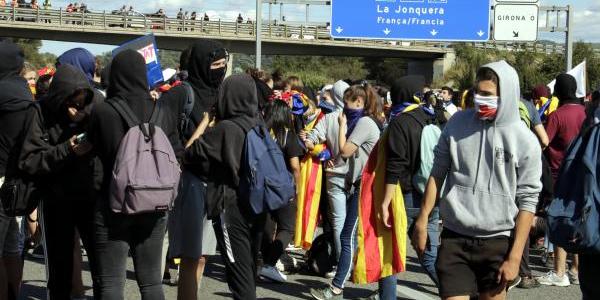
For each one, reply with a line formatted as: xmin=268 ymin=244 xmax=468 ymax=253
xmin=300 ymin=25 xmax=303 ymax=38
xmin=59 ymin=8 xmax=62 ymax=24
xmin=36 ymin=7 xmax=40 ymax=23
xmin=164 ymin=15 xmax=167 ymax=32
xmin=182 ymin=17 xmax=185 ymax=32
xmin=103 ymin=10 xmax=106 ymax=28
xmin=268 ymin=22 xmax=272 ymax=37
xmin=284 ymin=25 xmax=287 ymax=38
xmin=235 ymin=21 xmax=238 ymax=34
xmin=81 ymin=10 xmax=84 ymax=26
xmin=12 ymin=7 xmax=15 ymax=22
xmin=218 ymin=19 xmax=221 ymax=34
xmin=200 ymin=19 xmax=204 ymax=33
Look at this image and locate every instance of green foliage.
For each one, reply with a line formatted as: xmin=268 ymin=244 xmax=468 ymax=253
xmin=363 ymin=57 xmax=407 ymax=86
xmin=158 ymin=49 xmax=181 ymax=70
xmin=11 ymin=38 xmax=57 ymax=69
xmin=270 ymin=55 xmax=367 ymax=89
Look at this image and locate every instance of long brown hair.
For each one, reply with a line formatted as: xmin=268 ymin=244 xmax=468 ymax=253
xmin=344 ymin=83 xmax=382 ymax=120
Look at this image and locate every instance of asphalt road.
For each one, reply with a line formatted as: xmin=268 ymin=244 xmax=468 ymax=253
xmin=19 ymin=245 xmax=582 ymax=299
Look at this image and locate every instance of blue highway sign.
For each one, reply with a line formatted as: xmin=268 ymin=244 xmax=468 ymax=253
xmin=331 ymin=0 xmax=491 ymax=42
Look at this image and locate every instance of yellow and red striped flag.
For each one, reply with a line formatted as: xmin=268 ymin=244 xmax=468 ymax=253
xmin=353 ymin=132 xmax=408 ymax=284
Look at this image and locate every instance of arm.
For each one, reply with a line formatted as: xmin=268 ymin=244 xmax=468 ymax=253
xmin=533 ymin=124 xmax=549 ymax=149
xmin=185 ymin=112 xmax=210 ymax=148
xmin=289 ymin=157 xmax=301 ymax=193
xmin=544 ymin=112 xmax=559 ymax=145
xmin=306 ymin=113 xmax=328 ymax=145
xmin=384 ymin=117 xmax=412 ymax=189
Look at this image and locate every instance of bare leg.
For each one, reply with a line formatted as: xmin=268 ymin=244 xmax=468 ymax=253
xmin=554 ymin=247 xmax=567 ymax=277
xmin=177 ymin=257 xmax=206 ymax=300
xmin=71 ymin=232 xmax=85 ymax=298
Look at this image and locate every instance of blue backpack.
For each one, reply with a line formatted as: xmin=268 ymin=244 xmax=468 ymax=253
xmin=235 ymin=123 xmax=295 ymax=214
xmin=547 ymin=123 xmax=600 ymax=254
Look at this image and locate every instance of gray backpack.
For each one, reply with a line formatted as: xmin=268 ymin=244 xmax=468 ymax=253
xmin=108 ymin=98 xmax=181 ymax=215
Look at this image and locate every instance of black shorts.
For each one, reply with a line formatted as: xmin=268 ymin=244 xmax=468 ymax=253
xmin=436 ymin=229 xmax=510 ymax=298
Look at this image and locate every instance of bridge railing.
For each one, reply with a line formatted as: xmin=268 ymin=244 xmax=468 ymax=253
xmin=0 ymin=7 xmax=580 ymax=55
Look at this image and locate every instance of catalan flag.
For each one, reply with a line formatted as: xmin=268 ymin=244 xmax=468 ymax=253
xmin=353 ymin=131 xmax=408 ymax=284
xmin=294 ymin=115 xmax=325 ymax=250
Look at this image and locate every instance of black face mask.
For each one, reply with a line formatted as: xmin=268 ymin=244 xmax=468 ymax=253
xmin=209 ymin=66 xmax=226 ymax=88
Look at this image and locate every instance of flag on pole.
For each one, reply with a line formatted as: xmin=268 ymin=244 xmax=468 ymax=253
xmin=353 ymin=131 xmax=408 ymax=284
xmin=294 ymin=115 xmax=325 ymax=250
xmin=548 ymin=60 xmax=587 ymax=98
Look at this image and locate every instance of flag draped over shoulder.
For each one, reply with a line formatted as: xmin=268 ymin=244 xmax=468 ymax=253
xmin=294 ymin=115 xmax=325 ymax=250
xmin=353 ymin=131 xmax=408 ymax=284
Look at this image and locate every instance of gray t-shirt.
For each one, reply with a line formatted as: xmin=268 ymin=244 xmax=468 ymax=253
xmin=347 ymin=117 xmax=381 ymax=186
xmin=521 ymin=100 xmax=542 ymax=127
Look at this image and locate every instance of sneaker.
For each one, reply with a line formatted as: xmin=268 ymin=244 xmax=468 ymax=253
xmin=286 ymin=243 xmax=302 ymax=251
xmin=259 ymin=265 xmax=288 ymax=283
xmin=518 ymin=276 xmax=541 ymax=289
xmin=507 ymin=276 xmax=522 ymax=291
xmin=325 ymin=266 xmax=337 ymax=279
xmin=537 ymin=271 xmax=570 ymax=287
xmin=278 ymin=254 xmax=298 ymax=273
xmin=310 ymin=286 xmax=342 ymax=300
xmin=30 ymin=245 xmax=44 ymax=259
xmin=567 ymin=270 xmax=579 ymax=285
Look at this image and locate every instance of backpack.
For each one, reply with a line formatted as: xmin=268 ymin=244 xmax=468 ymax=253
xmin=413 ymin=123 xmax=442 ymax=194
xmin=0 ymin=104 xmax=44 ymax=217
xmin=305 ymin=233 xmax=335 ymax=276
xmin=178 ymin=82 xmax=195 ymax=143
xmin=547 ymin=123 xmax=600 ymax=254
xmin=234 ymin=122 xmax=295 ymax=214
xmin=108 ymin=98 xmax=181 ymax=215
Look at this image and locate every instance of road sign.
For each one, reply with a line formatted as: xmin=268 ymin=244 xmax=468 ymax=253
xmin=496 ymin=0 xmax=538 ymax=3
xmin=493 ymin=4 xmax=539 ymax=41
xmin=330 ymin=0 xmax=491 ymax=42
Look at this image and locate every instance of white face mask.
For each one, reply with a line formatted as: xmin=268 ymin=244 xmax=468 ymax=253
xmin=474 ymin=94 xmax=499 ymax=120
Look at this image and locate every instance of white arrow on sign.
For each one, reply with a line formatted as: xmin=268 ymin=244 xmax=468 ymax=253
xmin=430 ymin=29 xmax=438 ymax=36
xmin=335 ymin=26 xmax=343 ymax=34
xmin=477 ymin=30 xmax=485 ymax=37
xmin=383 ymin=28 xmax=391 ymax=35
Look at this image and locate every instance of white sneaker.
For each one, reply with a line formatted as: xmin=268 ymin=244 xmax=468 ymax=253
xmin=325 ymin=266 xmax=337 ymax=279
xmin=537 ymin=271 xmax=570 ymax=287
xmin=259 ymin=265 xmax=288 ymax=283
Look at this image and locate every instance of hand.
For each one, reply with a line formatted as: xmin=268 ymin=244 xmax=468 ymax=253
xmin=299 ymin=130 xmax=307 ymax=141
xmin=411 ymin=217 xmax=428 ymax=258
xmin=200 ymin=112 xmax=210 ymax=126
xmin=338 ymin=112 xmax=347 ymax=126
xmin=495 ymin=257 xmax=520 ymax=293
xmin=326 ymin=159 xmax=335 ymax=169
xmin=67 ymin=107 xmax=86 ymax=123
xmin=150 ymin=90 xmax=160 ymax=101
xmin=304 ymin=140 xmax=315 ymax=151
xmin=380 ymin=197 xmax=393 ymax=229
xmin=69 ymin=136 xmax=93 ymax=156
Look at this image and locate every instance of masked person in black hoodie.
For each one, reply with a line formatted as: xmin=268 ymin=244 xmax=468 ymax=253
xmin=19 ymin=64 xmax=100 ymax=299
xmin=381 ymin=75 xmax=440 ymax=286
xmin=185 ymin=74 xmax=261 ymax=300
xmin=87 ymin=50 xmax=181 ymax=300
xmin=0 ymin=40 xmax=31 ymax=300
xmin=160 ymin=40 xmax=227 ymax=300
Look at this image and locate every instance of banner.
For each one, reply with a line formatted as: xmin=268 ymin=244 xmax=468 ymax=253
xmin=113 ymin=34 xmax=164 ymax=88
xmin=548 ymin=60 xmax=586 ymax=98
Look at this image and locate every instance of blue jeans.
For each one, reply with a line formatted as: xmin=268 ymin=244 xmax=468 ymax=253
xmin=326 ymin=174 xmax=347 ymax=262
xmin=331 ymin=184 xmax=359 ymax=289
xmin=405 ymin=192 xmax=440 ymax=286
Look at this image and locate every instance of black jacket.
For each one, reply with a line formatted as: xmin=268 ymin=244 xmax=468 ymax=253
xmin=87 ymin=50 xmax=182 ymax=195
xmin=161 ymin=40 xmax=227 ymax=144
xmin=19 ymin=64 xmax=104 ymax=201
xmin=0 ymin=41 xmax=33 ymax=177
xmin=184 ymin=74 xmax=259 ymax=218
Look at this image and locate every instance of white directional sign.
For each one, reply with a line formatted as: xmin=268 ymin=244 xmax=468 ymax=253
xmin=494 ymin=4 xmax=539 ymax=41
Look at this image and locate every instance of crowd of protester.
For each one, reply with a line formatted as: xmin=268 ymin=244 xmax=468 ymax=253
xmin=0 ymin=37 xmax=599 ymax=300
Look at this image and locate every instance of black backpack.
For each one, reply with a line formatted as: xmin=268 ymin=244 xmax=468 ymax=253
xmin=0 ymin=104 xmax=45 ymax=216
xmin=305 ymin=233 xmax=336 ymax=276
xmin=178 ymin=82 xmax=195 ymax=143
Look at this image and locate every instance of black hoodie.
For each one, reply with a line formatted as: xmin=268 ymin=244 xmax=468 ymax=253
xmin=184 ymin=74 xmax=259 ymax=218
xmin=161 ymin=40 xmax=227 ymax=142
xmin=0 ymin=41 xmax=33 ymax=177
xmin=19 ymin=64 xmax=102 ymax=200
xmin=386 ymin=75 xmax=435 ymax=193
xmin=87 ymin=50 xmax=182 ymax=195
xmin=554 ymin=73 xmax=580 ymax=105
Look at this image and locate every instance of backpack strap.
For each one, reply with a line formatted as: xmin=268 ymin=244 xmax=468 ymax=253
xmin=108 ymin=97 xmax=153 ymax=141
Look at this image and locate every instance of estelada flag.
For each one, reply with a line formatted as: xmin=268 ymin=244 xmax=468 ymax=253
xmin=353 ymin=131 xmax=408 ymax=284
xmin=294 ymin=115 xmax=325 ymax=250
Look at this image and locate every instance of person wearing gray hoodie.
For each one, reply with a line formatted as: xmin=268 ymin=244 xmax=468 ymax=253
xmin=412 ymin=61 xmax=542 ymax=300
xmin=303 ymin=80 xmax=349 ymax=264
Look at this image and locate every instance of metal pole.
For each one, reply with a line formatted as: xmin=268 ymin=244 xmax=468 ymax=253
xmin=268 ymin=3 xmax=272 ymax=25
xmin=305 ymin=4 xmax=309 ymax=25
xmin=279 ymin=3 xmax=283 ymax=22
xmin=256 ymin=0 xmax=262 ymax=69
xmin=565 ymin=5 xmax=573 ymax=71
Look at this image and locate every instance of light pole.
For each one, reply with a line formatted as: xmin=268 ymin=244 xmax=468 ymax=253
xmin=256 ymin=0 xmax=262 ymax=69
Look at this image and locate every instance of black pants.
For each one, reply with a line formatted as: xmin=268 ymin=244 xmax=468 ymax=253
xmin=42 ymin=196 xmax=96 ymax=299
xmin=213 ymin=203 xmax=263 ymax=300
xmin=93 ymin=202 xmax=167 ymax=300
xmin=261 ymin=201 xmax=296 ymax=266
xmin=580 ymin=253 xmax=600 ymax=300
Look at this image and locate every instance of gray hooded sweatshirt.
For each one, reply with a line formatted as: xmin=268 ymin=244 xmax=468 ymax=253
xmin=306 ymin=80 xmax=350 ymax=176
xmin=430 ymin=61 xmax=542 ymax=238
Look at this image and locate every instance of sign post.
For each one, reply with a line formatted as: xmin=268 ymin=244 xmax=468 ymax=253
xmin=330 ymin=0 xmax=490 ymax=41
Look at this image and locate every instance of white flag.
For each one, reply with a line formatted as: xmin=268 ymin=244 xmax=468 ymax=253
xmin=548 ymin=61 xmax=587 ymax=98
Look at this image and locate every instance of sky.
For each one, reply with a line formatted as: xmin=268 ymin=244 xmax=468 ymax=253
xmin=39 ymin=0 xmax=600 ymax=56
